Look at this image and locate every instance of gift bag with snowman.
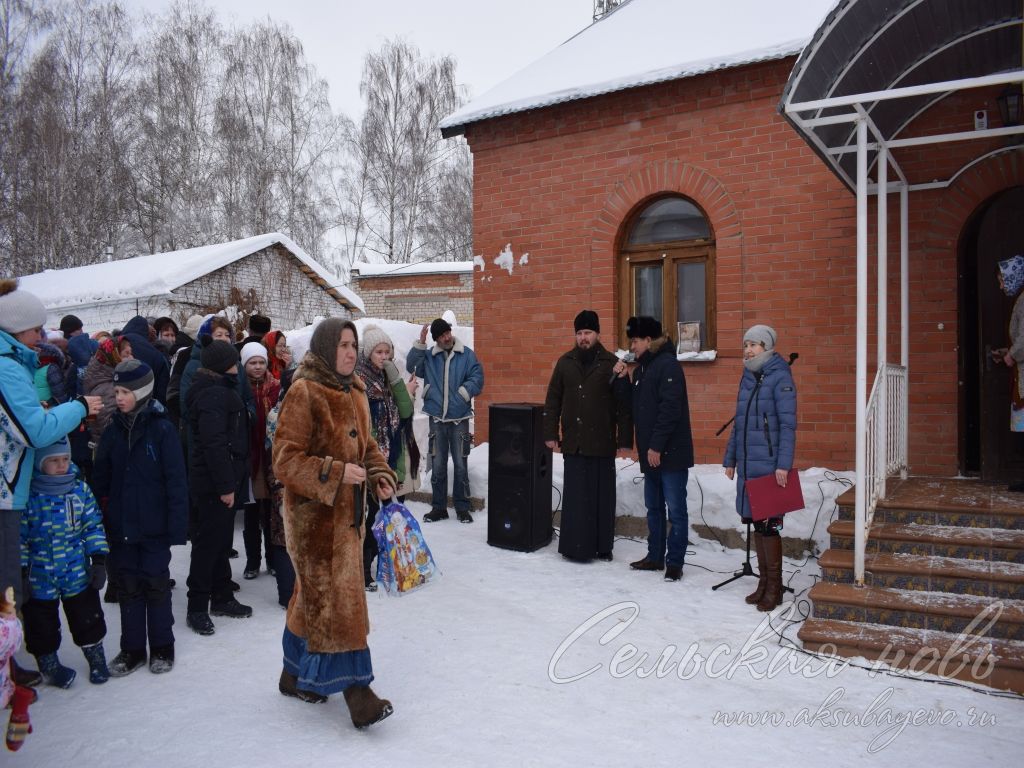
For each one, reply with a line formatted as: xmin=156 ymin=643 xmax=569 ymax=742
xmin=371 ymin=502 xmax=440 ymax=595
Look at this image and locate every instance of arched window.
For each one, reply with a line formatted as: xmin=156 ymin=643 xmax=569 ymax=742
xmin=618 ymin=196 xmax=716 ymax=351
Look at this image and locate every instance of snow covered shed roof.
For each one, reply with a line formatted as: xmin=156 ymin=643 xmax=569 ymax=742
xmin=440 ymin=0 xmax=838 ymax=138
xmin=18 ymin=233 xmax=363 ymax=313
xmin=350 ymin=261 xmax=474 ymax=278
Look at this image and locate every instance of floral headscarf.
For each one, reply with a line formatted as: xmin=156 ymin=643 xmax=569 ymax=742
xmin=998 ymin=254 xmax=1024 ymax=297
xmin=94 ymin=337 xmax=121 ymax=367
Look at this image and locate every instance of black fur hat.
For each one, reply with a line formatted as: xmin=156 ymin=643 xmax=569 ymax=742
xmin=625 ymin=316 xmax=662 ymax=339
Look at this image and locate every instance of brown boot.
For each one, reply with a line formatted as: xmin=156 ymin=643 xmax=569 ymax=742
xmin=279 ymin=669 xmax=327 ymax=704
xmin=745 ymin=533 xmax=767 ymax=605
xmin=756 ymin=534 xmax=783 ymax=612
xmin=343 ymin=685 xmax=394 ymax=729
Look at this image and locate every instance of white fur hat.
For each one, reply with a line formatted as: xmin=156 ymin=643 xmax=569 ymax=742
xmin=240 ymin=341 xmax=268 ymax=368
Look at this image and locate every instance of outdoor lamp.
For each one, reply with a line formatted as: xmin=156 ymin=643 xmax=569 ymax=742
xmin=996 ymin=84 xmax=1022 ymax=127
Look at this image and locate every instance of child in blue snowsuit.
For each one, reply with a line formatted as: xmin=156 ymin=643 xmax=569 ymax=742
xmin=21 ymin=437 xmax=109 ymax=687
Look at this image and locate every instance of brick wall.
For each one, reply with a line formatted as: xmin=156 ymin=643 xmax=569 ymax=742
xmin=351 ymin=271 xmax=474 ymax=325
xmin=462 ymin=56 xmax=1022 ymax=475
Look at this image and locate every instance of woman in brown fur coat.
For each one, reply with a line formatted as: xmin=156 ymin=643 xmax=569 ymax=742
xmin=271 ymin=318 xmax=397 ymax=729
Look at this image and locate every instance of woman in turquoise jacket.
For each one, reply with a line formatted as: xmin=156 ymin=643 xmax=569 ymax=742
xmin=1 ymin=280 xmax=101 ymax=609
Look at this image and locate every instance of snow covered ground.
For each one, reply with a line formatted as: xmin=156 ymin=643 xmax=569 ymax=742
xmin=13 ymin=491 xmax=1022 ymax=767
xmin=10 ymin=315 xmax=1021 ymax=764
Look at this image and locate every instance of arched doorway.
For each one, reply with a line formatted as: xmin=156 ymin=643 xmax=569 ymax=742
xmin=959 ymin=185 xmax=1024 ymax=481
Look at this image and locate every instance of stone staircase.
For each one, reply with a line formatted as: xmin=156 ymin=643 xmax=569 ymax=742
xmin=797 ymin=477 xmax=1024 ymax=693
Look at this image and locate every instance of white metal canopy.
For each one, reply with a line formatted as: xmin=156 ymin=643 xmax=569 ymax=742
xmin=780 ymin=0 xmax=1024 ymax=584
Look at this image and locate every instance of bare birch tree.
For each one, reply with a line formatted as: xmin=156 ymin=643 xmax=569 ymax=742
xmin=358 ymin=39 xmax=470 ymax=263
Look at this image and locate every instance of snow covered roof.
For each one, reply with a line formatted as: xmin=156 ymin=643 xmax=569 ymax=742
xmin=351 ymin=260 xmax=474 ymax=277
xmin=18 ymin=232 xmax=363 ymax=313
xmin=440 ymin=0 xmax=838 ymax=137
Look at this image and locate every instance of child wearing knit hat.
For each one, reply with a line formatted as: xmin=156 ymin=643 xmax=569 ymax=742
xmin=1 ymin=279 xmax=101 ymax=626
xmin=93 ymin=359 xmax=188 ymax=676
xmin=22 ymin=437 xmax=110 ymax=688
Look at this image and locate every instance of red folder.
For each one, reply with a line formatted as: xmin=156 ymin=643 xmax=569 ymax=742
xmin=745 ymin=469 xmax=804 ymax=521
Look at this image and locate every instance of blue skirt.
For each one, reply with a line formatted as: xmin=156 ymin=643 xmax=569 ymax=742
xmin=282 ymin=627 xmax=374 ymax=696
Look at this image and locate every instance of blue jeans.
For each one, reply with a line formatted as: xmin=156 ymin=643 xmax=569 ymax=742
xmin=644 ymin=469 xmax=689 ymax=567
xmin=429 ymin=418 xmax=471 ymax=513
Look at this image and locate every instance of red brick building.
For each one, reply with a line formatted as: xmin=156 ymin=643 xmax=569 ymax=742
xmin=442 ymin=0 xmax=1023 ymax=484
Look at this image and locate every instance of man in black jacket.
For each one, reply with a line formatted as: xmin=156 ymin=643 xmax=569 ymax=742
xmin=621 ymin=316 xmax=694 ymax=581
xmin=184 ymin=339 xmax=252 ymax=635
xmin=543 ymin=310 xmax=632 ymax=562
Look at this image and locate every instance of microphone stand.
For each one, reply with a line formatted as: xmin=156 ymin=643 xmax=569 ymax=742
xmin=712 ymin=520 xmax=757 ymax=590
xmin=712 ymin=351 xmax=798 ymax=594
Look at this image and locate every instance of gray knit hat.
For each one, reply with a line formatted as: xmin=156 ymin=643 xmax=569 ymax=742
xmin=0 ymin=279 xmax=47 ymax=335
xmin=743 ymin=324 xmax=777 ymax=351
xmin=359 ymin=324 xmax=393 ymax=359
xmin=35 ymin=437 xmax=71 ymax=473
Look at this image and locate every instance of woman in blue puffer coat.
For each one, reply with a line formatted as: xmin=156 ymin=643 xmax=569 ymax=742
xmin=724 ymin=324 xmax=797 ymax=612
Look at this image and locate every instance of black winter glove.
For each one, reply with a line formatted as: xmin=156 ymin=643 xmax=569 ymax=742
xmin=89 ymin=556 xmax=107 ymax=592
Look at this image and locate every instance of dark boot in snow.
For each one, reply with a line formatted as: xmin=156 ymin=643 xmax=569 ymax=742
xmin=746 ymin=532 xmax=767 ymax=605
xmin=422 ymin=509 xmax=449 ymax=522
xmin=186 ymin=612 xmax=215 ymax=636
xmin=108 ymin=649 xmax=147 ymax=677
xmin=343 ymin=685 xmax=393 ymax=729
xmin=35 ymin=653 xmax=75 ymax=688
xmin=82 ymin=642 xmax=110 ymax=684
xmin=279 ymin=670 xmax=327 ymax=704
xmin=757 ymin=534 xmax=784 ymax=612
xmin=210 ymin=598 xmax=252 ymax=618
xmin=149 ymin=645 xmax=175 ymax=674
xmin=629 ymin=558 xmax=664 ymax=571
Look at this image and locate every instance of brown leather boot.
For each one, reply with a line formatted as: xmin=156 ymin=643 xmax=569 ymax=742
xmin=279 ymin=669 xmax=327 ymax=704
xmin=756 ymin=534 xmax=783 ymax=612
xmin=745 ymin=532 xmax=767 ymax=605
xmin=343 ymin=685 xmax=394 ymax=728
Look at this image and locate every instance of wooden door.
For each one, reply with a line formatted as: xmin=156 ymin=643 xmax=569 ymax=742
xmin=976 ymin=186 xmax=1024 ymax=482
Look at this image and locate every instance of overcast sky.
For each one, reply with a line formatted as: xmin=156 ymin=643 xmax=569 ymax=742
xmin=122 ymin=0 xmax=593 ymax=119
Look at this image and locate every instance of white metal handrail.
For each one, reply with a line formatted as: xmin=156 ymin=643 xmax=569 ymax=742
xmin=857 ymin=363 xmax=908 ymax=584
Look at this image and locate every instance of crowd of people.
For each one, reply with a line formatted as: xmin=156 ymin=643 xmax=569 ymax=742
xmin=0 ymin=280 xmax=492 ymax=737
xmin=1 ymin=268 xmax=822 ymax=741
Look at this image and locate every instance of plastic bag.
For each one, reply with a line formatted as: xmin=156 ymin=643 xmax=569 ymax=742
xmin=372 ymin=502 xmax=440 ymax=595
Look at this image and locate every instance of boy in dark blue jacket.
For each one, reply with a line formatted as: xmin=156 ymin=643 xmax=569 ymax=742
xmin=93 ymin=360 xmax=188 ymax=675
xmin=21 ymin=438 xmax=109 ymax=687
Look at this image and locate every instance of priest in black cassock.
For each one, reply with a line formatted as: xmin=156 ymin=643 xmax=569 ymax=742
xmin=543 ymin=310 xmax=632 ymax=562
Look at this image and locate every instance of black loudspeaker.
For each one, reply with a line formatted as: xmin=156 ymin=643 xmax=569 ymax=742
xmin=487 ymin=403 xmax=552 ymax=552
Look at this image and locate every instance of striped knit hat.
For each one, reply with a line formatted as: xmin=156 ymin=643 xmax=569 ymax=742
xmin=113 ymin=359 xmax=155 ymax=405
